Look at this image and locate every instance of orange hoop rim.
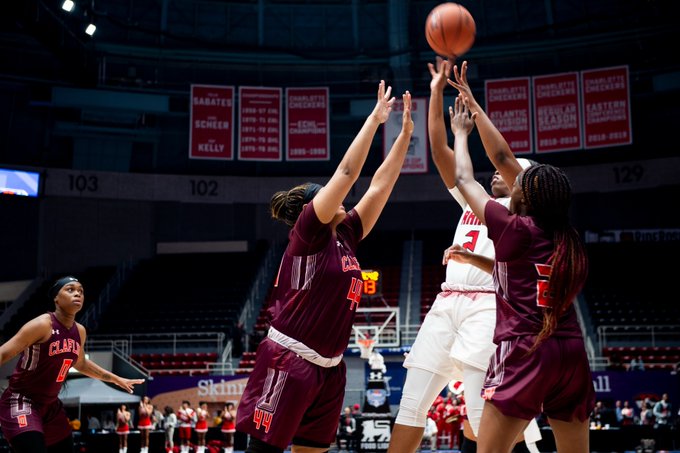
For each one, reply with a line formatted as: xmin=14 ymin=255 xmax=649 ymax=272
xmin=357 ymin=338 xmax=375 ymax=348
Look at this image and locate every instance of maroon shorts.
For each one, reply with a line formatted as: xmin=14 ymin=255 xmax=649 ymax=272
xmin=0 ymin=389 xmax=71 ymax=446
xmin=235 ymin=338 xmax=347 ymax=450
xmin=482 ymin=335 xmax=595 ymax=422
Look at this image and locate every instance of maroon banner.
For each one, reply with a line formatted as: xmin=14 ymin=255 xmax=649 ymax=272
xmin=189 ymin=85 xmax=234 ymax=160
xmin=485 ymin=77 xmax=533 ymax=154
xmin=581 ymin=66 xmax=632 ymax=149
xmin=286 ymin=87 xmax=330 ymax=161
xmin=533 ymin=72 xmax=582 ymax=153
xmin=238 ymin=87 xmax=282 ymax=161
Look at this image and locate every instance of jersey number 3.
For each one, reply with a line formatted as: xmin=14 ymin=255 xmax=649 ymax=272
xmin=56 ymin=359 xmax=73 ymax=382
xmin=462 ymin=230 xmax=480 ymax=252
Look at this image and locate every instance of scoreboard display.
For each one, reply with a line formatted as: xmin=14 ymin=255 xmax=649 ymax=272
xmin=361 ymin=269 xmax=382 ymax=297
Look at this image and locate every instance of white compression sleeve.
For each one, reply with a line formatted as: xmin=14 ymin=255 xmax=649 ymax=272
xmin=394 ymin=367 xmax=451 ymax=427
xmin=462 ymin=365 xmax=487 ymax=437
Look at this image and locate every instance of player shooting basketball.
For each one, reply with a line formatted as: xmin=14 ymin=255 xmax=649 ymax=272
xmin=448 ymin=61 xmax=594 ymax=453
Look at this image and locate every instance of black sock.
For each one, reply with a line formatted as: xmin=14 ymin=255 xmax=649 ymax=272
xmin=460 ymin=436 xmax=477 ymax=453
xmin=512 ymin=440 xmax=531 ymax=453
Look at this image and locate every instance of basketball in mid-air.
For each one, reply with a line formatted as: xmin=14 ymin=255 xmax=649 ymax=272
xmin=425 ymin=2 xmax=476 ymax=58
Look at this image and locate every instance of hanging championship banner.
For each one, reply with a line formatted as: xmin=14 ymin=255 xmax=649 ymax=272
xmin=383 ymin=97 xmax=428 ymax=174
xmin=189 ymin=85 xmax=234 ymax=160
xmin=581 ymin=66 xmax=632 ymax=149
xmin=485 ymin=77 xmax=533 ymax=154
xmin=533 ymin=72 xmax=582 ymax=153
xmin=238 ymin=87 xmax=282 ymax=161
xmin=286 ymin=87 xmax=330 ymax=161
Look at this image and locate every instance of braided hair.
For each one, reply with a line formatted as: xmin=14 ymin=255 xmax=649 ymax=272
xmin=520 ymin=164 xmax=588 ymax=352
xmin=270 ymin=182 xmax=322 ymax=227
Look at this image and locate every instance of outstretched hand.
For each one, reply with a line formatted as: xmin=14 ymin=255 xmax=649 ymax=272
xmin=447 ymin=61 xmax=478 ymax=108
xmin=449 ymin=94 xmax=476 ymax=136
xmin=371 ymin=80 xmax=396 ymax=124
xmin=401 ymin=91 xmax=414 ymax=136
xmin=116 ymin=377 xmax=145 ymax=394
xmin=428 ymin=56 xmax=452 ymax=92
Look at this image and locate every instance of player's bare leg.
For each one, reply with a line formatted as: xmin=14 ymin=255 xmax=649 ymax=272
xmin=386 ymin=424 xmax=426 ymax=453
xmin=476 ymin=402 xmax=528 ymax=453
xmin=548 ymin=416 xmax=589 ymax=453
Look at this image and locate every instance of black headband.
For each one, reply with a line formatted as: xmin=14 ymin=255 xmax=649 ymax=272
xmin=302 ymin=183 xmax=323 ymax=203
xmin=48 ymin=276 xmax=79 ymax=301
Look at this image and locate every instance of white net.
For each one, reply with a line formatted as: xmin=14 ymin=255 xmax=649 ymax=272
xmin=357 ymin=338 xmax=375 ymax=359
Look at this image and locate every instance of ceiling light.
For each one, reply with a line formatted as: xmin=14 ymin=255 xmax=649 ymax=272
xmin=61 ymin=0 xmax=75 ymax=12
xmin=85 ymin=23 xmax=96 ymax=36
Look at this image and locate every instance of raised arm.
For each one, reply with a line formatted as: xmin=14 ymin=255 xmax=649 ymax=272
xmin=448 ymin=61 xmax=524 ymax=191
xmin=450 ymin=95 xmax=491 ymax=223
xmin=428 ymin=57 xmax=457 ymax=189
xmin=354 ymin=91 xmax=414 ymax=238
xmin=74 ymin=324 xmax=144 ymax=393
xmin=313 ymin=80 xmax=395 ymax=224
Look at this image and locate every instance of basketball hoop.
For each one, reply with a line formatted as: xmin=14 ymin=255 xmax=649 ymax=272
xmin=357 ymin=338 xmax=375 ymax=360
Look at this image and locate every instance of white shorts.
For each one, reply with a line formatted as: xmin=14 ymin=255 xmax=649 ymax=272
xmin=404 ymin=284 xmax=496 ymax=381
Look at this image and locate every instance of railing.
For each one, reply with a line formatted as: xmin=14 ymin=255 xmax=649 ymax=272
xmin=86 ymin=335 xmax=235 ymax=376
xmin=597 ymin=324 xmax=680 ymax=350
xmin=88 ymin=332 xmax=225 ymax=354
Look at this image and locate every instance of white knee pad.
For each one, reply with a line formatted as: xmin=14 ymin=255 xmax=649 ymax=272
xmin=395 ymin=367 xmax=451 ymax=427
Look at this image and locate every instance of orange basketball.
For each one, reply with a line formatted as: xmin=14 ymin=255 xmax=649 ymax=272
xmin=425 ymin=2 xmax=476 ymax=58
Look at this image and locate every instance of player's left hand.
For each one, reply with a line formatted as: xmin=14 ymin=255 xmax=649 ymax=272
xmin=116 ymin=377 xmax=145 ymax=393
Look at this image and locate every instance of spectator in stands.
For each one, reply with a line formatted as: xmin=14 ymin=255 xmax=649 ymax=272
xmin=615 ymin=400 xmax=624 ymax=426
xmin=102 ymin=416 xmax=115 ymax=431
xmin=336 ymin=406 xmax=357 ymax=452
xmin=591 ymin=401 xmax=614 ymax=429
xmin=387 ymin=57 xmax=540 ymax=453
xmin=641 ymin=398 xmax=655 ymax=425
xmin=221 ymin=402 xmax=237 ymax=453
xmin=629 ymin=355 xmax=646 ymax=371
xmin=164 ymin=406 xmax=178 ymax=452
xmin=446 ymin=61 xmax=595 ymax=453
xmin=621 ymin=400 xmax=635 ymax=426
xmin=236 ymin=81 xmax=414 ymax=453
xmin=138 ymin=396 xmax=154 ymax=453
xmin=0 ymin=276 xmax=143 ymax=453
xmin=653 ymin=393 xmax=672 ymax=428
xmin=352 ymin=403 xmax=362 ymax=417
xmin=87 ymin=413 xmax=102 ymax=432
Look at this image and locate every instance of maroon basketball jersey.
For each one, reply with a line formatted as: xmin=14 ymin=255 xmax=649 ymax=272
xmin=269 ymin=200 xmax=363 ymax=358
xmin=484 ymin=200 xmax=582 ymax=344
xmin=8 ymin=312 xmax=81 ymax=404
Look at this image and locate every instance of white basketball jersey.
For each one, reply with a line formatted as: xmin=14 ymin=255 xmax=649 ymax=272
xmin=445 ymin=187 xmax=509 ymax=288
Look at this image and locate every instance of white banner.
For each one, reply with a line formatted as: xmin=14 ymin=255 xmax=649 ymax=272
xmin=383 ymin=97 xmax=428 ymax=174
